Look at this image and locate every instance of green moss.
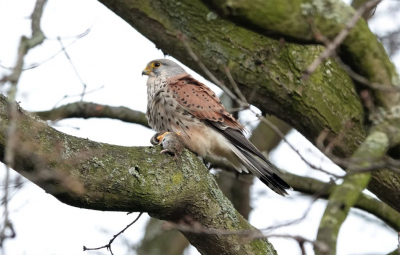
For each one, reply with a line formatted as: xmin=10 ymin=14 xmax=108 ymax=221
xmin=316 ymin=131 xmax=389 ymax=254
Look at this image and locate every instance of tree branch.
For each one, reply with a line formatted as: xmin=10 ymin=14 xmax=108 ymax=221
xmin=202 ymin=0 xmax=400 ymax=108
xmin=316 ymin=131 xmax=390 ymax=254
xmin=0 ymin=95 xmax=275 ymax=255
xmin=34 ymin=102 xmax=150 ymax=128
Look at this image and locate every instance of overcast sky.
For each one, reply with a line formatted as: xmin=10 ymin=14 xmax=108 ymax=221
xmin=0 ymin=0 xmax=399 ymax=254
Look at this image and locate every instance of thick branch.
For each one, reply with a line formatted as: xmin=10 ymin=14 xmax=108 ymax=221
xmin=316 ymin=131 xmax=390 ymax=255
xmin=0 ymin=95 xmax=275 ymax=255
xmin=34 ymin=102 xmax=150 ymax=128
xmin=96 ymin=0 xmax=400 ymax=212
xmin=203 ymin=0 xmax=400 ymax=108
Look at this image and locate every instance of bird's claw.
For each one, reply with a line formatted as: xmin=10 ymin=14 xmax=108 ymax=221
xmin=160 ymin=149 xmax=178 ymax=160
xmin=150 ymin=132 xmax=161 ymax=145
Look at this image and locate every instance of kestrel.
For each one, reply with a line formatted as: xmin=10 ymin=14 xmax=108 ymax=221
xmin=142 ymin=59 xmax=291 ymax=196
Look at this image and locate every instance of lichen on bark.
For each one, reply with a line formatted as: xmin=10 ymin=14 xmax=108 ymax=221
xmin=0 ymin=95 xmax=275 ymax=255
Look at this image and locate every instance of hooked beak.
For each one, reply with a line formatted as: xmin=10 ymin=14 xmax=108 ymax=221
xmin=142 ymin=67 xmax=152 ymax=76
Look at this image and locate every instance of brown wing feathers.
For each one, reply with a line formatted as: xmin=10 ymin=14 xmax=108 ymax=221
xmin=167 ymin=74 xmax=244 ymax=132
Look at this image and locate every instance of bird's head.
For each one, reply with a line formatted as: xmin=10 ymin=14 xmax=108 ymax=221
xmin=142 ymin=59 xmax=186 ymax=78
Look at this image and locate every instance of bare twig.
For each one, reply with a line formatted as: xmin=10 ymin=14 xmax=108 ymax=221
xmin=224 ymin=67 xmax=248 ymax=104
xmin=257 ymin=117 xmax=342 ymax=177
xmin=398 ymin=232 xmax=399 ymax=255
xmin=178 ymin=32 xmax=249 ymax=108
xmin=0 ymin=0 xmax=47 ymax=248
xmin=308 ymin=22 xmax=400 ymax=92
xmin=302 ymin=0 xmax=383 ymax=80
xmin=83 ymin=212 xmax=143 ymax=255
xmin=46 ymin=27 xmax=91 ymax=40
xmin=57 ymin=37 xmax=87 ymax=101
xmin=52 ymin=85 xmax=104 ymax=108
xmin=262 ymin=179 xmax=335 ymax=232
xmin=0 ymin=28 xmax=91 ymax=71
xmin=334 ymin=56 xmax=400 ymax=92
xmin=316 ymin=129 xmax=400 ymax=175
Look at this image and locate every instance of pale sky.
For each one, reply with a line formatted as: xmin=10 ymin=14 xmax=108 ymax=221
xmin=0 ymin=0 xmax=399 ymax=254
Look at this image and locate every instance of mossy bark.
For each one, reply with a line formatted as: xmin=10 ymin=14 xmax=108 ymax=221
xmin=316 ymin=131 xmax=390 ymax=255
xmin=203 ymin=0 xmax=400 ymax=107
xmin=97 ymin=0 xmax=400 ymax=213
xmin=0 ymin=95 xmax=275 ymax=255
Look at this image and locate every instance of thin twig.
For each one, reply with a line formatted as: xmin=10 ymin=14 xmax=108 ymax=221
xmin=0 ymin=0 xmax=47 ymax=248
xmin=316 ymin=129 xmax=400 ymax=175
xmin=57 ymin=37 xmax=87 ymax=101
xmin=83 ymin=212 xmax=143 ymax=255
xmin=178 ymin=32 xmax=249 ymax=107
xmin=261 ymin=178 xmax=335 ymax=232
xmin=52 ymin=85 xmax=104 ymax=109
xmin=302 ymin=0 xmax=383 ymax=80
xmin=256 ymin=117 xmax=342 ymax=178
xmin=0 ymin=28 xmax=91 ymax=72
xmin=224 ymin=67 xmax=248 ymax=104
xmin=397 ymin=232 xmax=399 ymax=254
xmin=334 ymin=56 xmax=400 ymax=92
xmin=46 ymin=27 xmax=91 ymax=40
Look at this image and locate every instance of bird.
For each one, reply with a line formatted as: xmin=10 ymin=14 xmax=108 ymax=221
xmin=142 ymin=59 xmax=291 ymax=196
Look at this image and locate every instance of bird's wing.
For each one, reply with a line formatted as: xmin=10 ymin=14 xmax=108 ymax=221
xmin=167 ymin=74 xmax=291 ymax=195
xmin=166 ymin=74 xmax=245 ymax=131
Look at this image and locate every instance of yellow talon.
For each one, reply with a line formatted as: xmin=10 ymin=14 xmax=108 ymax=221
xmin=157 ymin=132 xmax=171 ymax=142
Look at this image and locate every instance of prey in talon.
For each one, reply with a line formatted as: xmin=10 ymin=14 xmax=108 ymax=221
xmin=159 ymin=132 xmax=184 ymax=160
xmin=150 ymin=131 xmax=184 ymax=160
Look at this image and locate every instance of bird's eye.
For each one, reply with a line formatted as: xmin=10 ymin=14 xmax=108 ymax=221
xmin=153 ymin=62 xmax=161 ymax=68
